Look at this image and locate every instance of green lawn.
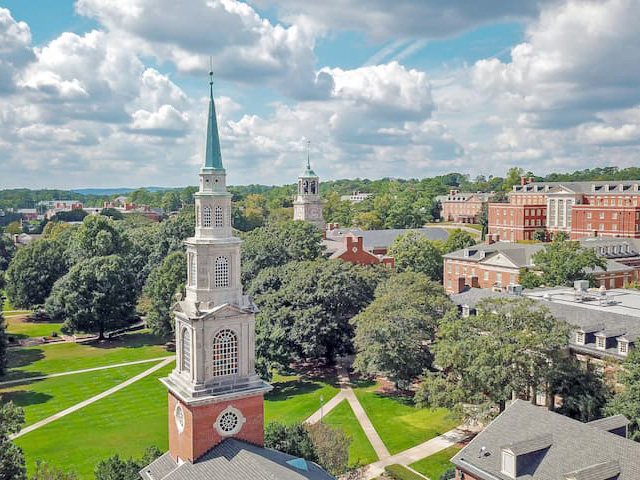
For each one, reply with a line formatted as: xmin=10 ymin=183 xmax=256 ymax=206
xmin=264 ymin=372 xmax=340 ymax=424
xmin=353 ymin=383 xmax=460 ymax=455
xmin=409 ymin=445 xmax=461 ymax=480
xmin=5 ymin=315 xmax=65 ymax=340
xmin=323 ymin=399 xmax=378 ymax=467
xmin=0 ymin=362 xmax=158 ymax=426
xmin=16 ymin=362 xmax=175 ymax=479
xmin=2 ymin=331 xmax=174 ymax=381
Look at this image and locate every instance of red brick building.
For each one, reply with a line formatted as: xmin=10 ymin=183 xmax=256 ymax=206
xmin=443 ymin=237 xmax=640 ymax=294
xmin=488 ymin=178 xmax=640 ymax=242
xmin=437 ymin=189 xmax=492 ymax=224
xmin=323 ymin=224 xmax=450 ymax=268
xmin=328 ymin=234 xmax=395 ymax=267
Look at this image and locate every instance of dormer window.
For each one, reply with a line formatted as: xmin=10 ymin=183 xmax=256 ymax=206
xmin=462 ymin=305 xmax=470 ymax=318
xmin=596 ymin=336 xmax=606 ymax=350
xmin=619 ymin=341 xmax=629 ymax=355
xmin=576 ymin=331 xmax=585 ymax=345
xmin=502 ymin=450 xmax=516 ymax=478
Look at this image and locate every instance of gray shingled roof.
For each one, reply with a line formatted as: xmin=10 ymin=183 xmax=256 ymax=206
xmin=587 ymin=415 xmax=630 ymax=433
xmin=452 ymin=400 xmax=640 ymax=480
xmin=443 ymin=242 xmax=543 ymax=267
xmin=326 ymin=227 xmax=450 ymax=250
xmin=139 ymin=439 xmax=334 ymax=480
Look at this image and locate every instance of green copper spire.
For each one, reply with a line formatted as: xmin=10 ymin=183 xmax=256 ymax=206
xmin=204 ymin=70 xmax=224 ymax=171
xmin=302 ymin=140 xmax=317 ymax=177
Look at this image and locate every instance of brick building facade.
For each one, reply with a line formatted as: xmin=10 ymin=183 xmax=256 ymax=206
xmin=437 ymin=189 xmax=492 ymax=224
xmin=443 ymin=238 xmax=640 ymax=294
xmin=488 ymin=178 xmax=640 ymax=241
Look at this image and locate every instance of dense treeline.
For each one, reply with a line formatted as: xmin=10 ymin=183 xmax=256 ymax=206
xmin=4 ymin=166 xmax=639 ymax=229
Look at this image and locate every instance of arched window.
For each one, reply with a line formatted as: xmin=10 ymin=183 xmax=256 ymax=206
xmin=190 ymin=253 xmax=197 ymax=286
xmin=203 ymin=206 xmax=212 ymax=227
xmin=310 ymin=181 xmax=316 ymax=194
xmin=196 ymin=206 xmax=200 ymax=227
xmin=181 ymin=327 xmax=191 ymax=373
xmin=215 ymin=256 xmax=229 ymax=288
xmin=303 ymin=180 xmax=309 ymax=194
xmin=215 ymin=206 xmax=223 ymax=227
xmin=213 ymin=329 xmax=238 ymax=377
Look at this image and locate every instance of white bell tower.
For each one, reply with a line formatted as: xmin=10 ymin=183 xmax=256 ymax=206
xmin=293 ymin=141 xmax=325 ymax=230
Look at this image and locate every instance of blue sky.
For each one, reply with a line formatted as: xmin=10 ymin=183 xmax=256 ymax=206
xmin=1 ymin=0 xmax=639 ymax=188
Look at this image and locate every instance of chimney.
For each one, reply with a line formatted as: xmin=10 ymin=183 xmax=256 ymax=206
xmin=520 ymin=176 xmax=528 ymax=186
xmin=346 ymin=235 xmax=363 ymax=253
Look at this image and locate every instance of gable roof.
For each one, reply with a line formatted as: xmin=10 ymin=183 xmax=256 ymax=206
xmin=140 ymin=438 xmax=334 ymax=480
xmin=452 ymin=400 xmax=640 ymax=480
xmin=326 ymin=227 xmax=450 ymax=250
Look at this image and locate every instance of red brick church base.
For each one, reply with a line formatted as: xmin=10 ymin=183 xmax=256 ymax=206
xmin=168 ymin=391 xmax=265 ymax=463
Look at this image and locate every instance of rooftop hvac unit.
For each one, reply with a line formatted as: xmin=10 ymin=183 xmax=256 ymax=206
xmin=507 ymin=284 xmax=523 ymax=296
xmin=574 ymin=280 xmax=590 ymax=292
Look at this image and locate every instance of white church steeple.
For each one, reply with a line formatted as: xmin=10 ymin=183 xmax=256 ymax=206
xmin=161 ymin=73 xmax=272 ymax=465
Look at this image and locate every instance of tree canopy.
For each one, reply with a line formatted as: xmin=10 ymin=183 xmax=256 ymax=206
xmin=67 ymin=215 xmax=130 ymax=264
xmin=388 ymin=231 xmax=443 ymax=281
xmin=249 ymin=259 xmax=384 ymax=372
xmin=143 ymin=251 xmax=186 ymax=337
xmin=415 ymin=297 xmax=570 ymax=421
xmin=5 ymin=238 xmax=68 ymax=308
xmin=530 ymin=236 xmax=606 ymax=287
xmin=0 ymin=402 xmax=26 ymax=480
xmin=352 ymin=272 xmax=455 ymax=389
xmin=45 ymin=255 xmax=138 ymax=339
xmin=241 ymin=221 xmax=324 ymax=285
xmin=443 ymin=228 xmax=477 ymax=253
xmin=605 ymin=349 xmax=640 ymax=441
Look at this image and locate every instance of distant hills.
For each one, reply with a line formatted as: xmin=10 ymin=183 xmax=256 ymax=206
xmin=70 ymin=187 xmax=173 ymax=195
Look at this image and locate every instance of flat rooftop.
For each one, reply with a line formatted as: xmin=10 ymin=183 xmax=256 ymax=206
xmin=523 ymin=287 xmax=640 ymax=319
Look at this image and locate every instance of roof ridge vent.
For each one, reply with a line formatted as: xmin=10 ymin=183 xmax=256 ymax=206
xmin=564 ymin=459 xmax=620 ymax=480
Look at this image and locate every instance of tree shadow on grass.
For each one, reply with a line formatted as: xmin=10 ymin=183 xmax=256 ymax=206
xmin=266 ymin=380 xmax=322 ymax=402
xmin=86 ymin=332 xmax=169 ymax=350
xmin=6 ymin=348 xmax=45 ymax=369
xmin=0 ymin=389 xmax=53 ymax=408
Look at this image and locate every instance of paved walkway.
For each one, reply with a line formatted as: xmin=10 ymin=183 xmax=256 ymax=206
xmin=305 ymin=359 xmax=390 ymax=460
xmin=344 ymin=387 xmax=390 ymax=460
xmin=362 ymin=426 xmax=474 ymax=479
xmin=304 ymin=391 xmax=346 ymax=425
xmin=0 ymin=356 xmax=175 ymax=387
xmin=9 ymin=357 xmax=174 ymax=440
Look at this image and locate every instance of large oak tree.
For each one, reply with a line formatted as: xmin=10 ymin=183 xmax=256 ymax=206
xmin=45 ymin=255 xmax=137 ymax=339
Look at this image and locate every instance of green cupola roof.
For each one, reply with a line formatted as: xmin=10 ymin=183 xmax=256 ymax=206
xmin=204 ymin=71 xmax=224 ymax=171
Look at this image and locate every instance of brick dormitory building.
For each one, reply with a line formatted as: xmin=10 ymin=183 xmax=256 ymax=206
xmin=488 ymin=177 xmax=640 ymax=241
xmin=436 ymin=189 xmax=493 ymax=224
xmin=443 ymin=237 xmax=640 ymax=294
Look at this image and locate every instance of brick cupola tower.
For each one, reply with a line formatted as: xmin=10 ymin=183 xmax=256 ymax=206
xmin=160 ymin=71 xmax=272 ymax=465
xmin=293 ymin=140 xmax=325 ymax=230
